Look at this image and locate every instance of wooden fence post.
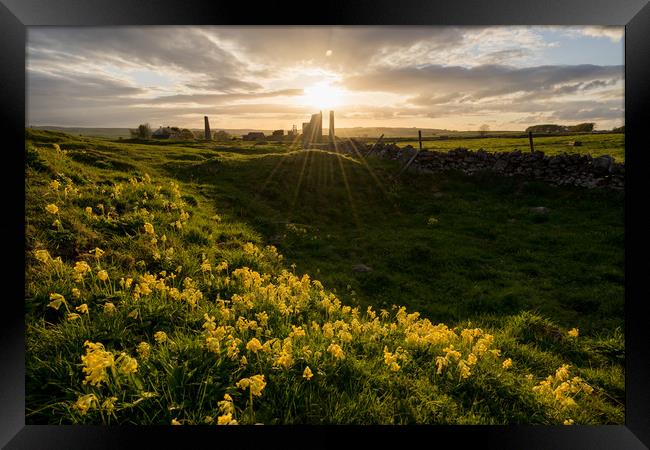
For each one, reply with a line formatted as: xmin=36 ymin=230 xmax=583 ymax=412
xmin=418 ymin=130 xmax=422 ymax=152
xmin=528 ymin=131 xmax=534 ymax=152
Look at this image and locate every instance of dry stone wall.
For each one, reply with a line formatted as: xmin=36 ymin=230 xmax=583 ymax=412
xmin=336 ymin=140 xmax=624 ymax=190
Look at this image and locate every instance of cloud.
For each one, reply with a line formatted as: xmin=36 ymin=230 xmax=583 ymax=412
xmin=345 ymin=64 xmax=623 ymax=98
xmin=578 ymin=26 xmax=624 ymax=43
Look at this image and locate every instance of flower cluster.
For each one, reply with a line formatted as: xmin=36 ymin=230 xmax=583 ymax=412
xmin=532 ymin=365 xmax=594 ymax=410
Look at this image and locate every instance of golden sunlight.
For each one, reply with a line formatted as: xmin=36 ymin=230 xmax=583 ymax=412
xmin=300 ymin=83 xmax=345 ymax=109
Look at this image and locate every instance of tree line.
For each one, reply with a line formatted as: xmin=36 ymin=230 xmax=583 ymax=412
xmin=129 ymin=123 xmax=233 ymax=140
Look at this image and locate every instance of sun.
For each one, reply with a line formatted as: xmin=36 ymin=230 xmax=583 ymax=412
xmin=300 ymin=82 xmax=344 ymax=109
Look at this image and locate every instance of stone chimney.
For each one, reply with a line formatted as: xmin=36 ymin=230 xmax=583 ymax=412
xmin=329 ymin=110 xmax=335 ymax=149
xmin=204 ymin=116 xmax=211 ymax=140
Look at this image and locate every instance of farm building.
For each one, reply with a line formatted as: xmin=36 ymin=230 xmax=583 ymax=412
xmin=152 ymin=126 xmax=172 ymax=139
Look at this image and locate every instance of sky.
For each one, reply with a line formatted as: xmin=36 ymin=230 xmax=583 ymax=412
xmin=27 ymin=26 xmax=624 ymax=131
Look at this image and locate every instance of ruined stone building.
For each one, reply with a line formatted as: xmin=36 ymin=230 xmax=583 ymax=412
xmin=302 ymin=111 xmax=323 ymax=147
xmin=243 ymin=132 xmax=266 ymax=141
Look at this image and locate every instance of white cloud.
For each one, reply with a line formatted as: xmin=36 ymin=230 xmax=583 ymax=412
xmin=579 ymin=26 xmax=624 ymax=42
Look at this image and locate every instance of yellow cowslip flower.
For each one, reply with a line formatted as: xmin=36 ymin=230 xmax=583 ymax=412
xmin=458 ymin=360 xmax=471 ymax=379
xmin=71 ymin=288 xmax=81 ymax=299
xmin=561 ymin=397 xmax=577 ymax=408
xmin=67 ymin=313 xmax=81 ymax=321
xmin=117 ymin=353 xmax=138 ymax=374
xmin=45 ymin=204 xmax=59 ymax=215
xmin=255 ymin=311 xmax=269 ymax=327
xmin=154 ymin=331 xmax=168 ymax=343
xmin=215 ymin=261 xmax=228 ymax=272
xmin=218 ymin=393 xmax=234 ymax=415
xmin=568 ymin=328 xmax=579 ymax=338
xmin=502 ymin=358 xmax=513 ymax=369
xmin=563 ymin=419 xmax=574 ymax=425
xmin=81 ymin=341 xmax=114 ymax=387
xmin=240 ymin=355 xmax=248 ymax=365
xmin=217 ymin=413 xmax=238 ymax=425
xmin=97 ymin=270 xmax=109 ymax=282
xmin=274 ymin=350 xmax=293 ymax=369
xmin=90 ymin=247 xmax=105 ymax=259
xmin=202 ymin=314 xmax=216 ymax=333
xmin=327 ymin=343 xmax=345 ymax=360
xmin=338 ymin=330 xmax=352 ymax=343
xmin=201 ymin=259 xmax=212 ymax=272
xmin=467 ymin=353 xmax=478 ymax=366
xmin=127 ymin=309 xmax=139 ymax=319
xmin=101 ymin=396 xmax=118 ymax=412
xmin=50 ymin=180 xmax=61 ymax=190
xmin=290 ymin=325 xmax=306 ymax=338
xmin=242 ymin=242 xmax=257 ymax=255
xmin=171 ymin=419 xmax=181 ymax=425
xmin=383 ymin=347 xmax=397 ymax=366
xmin=435 ymin=356 xmax=448 ymax=375
xmin=322 ymin=323 xmax=334 ymax=339
xmin=74 ymin=393 xmax=99 ymax=415
xmin=34 ymin=249 xmax=51 ymax=263
xmin=246 ymin=338 xmax=263 ymax=353
xmin=236 ymin=374 xmax=266 ymax=397
xmin=74 ymin=261 xmax=91 ymax=275
xmin=206 ymin=337 xmax=221 ymax=354
xmin=303 ymin=366 xmax=314 ymax=380
xmin=136 ymin=342 xmax=151 ymax=359
xmin=85 ymin=206 xmax=93 ymax=216
xmin=143 ymin=222 xmax=155 ymax=235
xmin=526 ymin=374 xmax=534 ymax=381
xmin=103 ymin=302 xmax=116 ymax=314
xmin=76 ymin=304 xmax=89 ymax=314
xmin=555 ymin=364 xmax=570 ymax=381
xmin=579 ymin=380 xmax=594 ymax=395
xmin=48 ymin=293 xmax=66 ymax=310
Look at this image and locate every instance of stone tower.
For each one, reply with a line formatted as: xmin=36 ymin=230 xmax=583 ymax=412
xmin=204 ymin=116 xmax=211 ymax=140
xmin=329 ymin=110 xmax=335 ymax=148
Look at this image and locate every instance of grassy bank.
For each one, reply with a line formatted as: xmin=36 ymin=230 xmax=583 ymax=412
xmin=25 ymin=129 xmax=624 ymax=425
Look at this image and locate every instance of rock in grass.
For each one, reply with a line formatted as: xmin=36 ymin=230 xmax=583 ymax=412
xmin=592 ymin=155 xmax=613 ymax=175
xmin=352 ymin=264 xmax=373 ymax=273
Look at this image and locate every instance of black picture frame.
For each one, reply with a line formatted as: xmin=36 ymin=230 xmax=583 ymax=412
xmin=2 ymin=0 xmax=649 ymax=448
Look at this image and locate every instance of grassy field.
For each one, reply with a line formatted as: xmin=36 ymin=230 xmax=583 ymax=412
xmin=398 ymin=133 xmax=625 ymax=162
xmin=25 ymin=129 xmax=624 ymax=425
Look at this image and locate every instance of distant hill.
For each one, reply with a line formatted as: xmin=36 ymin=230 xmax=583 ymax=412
xmin=32 ymin=126 xmax=133 ymax=138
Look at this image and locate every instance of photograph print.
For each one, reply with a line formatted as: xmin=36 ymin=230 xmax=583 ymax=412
xmin=25 ymin=25 xmax=625 ymax=426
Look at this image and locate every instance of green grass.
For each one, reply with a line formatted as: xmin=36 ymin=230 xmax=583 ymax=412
xmin=399 ymin=133 xmax=625 ymax=162
xmin=24 ymin=129 xmax=624 ymax=425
